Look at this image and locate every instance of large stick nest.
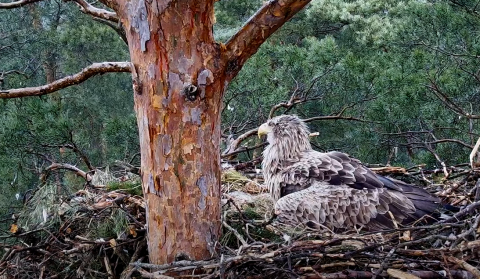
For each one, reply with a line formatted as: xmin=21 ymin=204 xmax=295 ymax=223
xmin=1 ymin=165 xmax=480 ymax=279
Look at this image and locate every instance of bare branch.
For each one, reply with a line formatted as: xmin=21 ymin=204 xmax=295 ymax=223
xmin=71 ymin=0 xmax=119 ymax=23
xmin=416 ymin=40 xmax=480 ymax=59
xmin=40 ymin=163 xmax=92 ymax=182
xmin=414 ymin=139 xmax=473 ymax=149
xmin=304 ymin=98 xmax=377 ymax=124
xmin=222 ymin=104 xmax=370 ymax=158
xmin=0 ymin=70 xmax=28 ymax=78
xmin=224 ymin=0 xmax=311 ymax=79
xmin=114 ymin=160 xmax=140 ymax=175
xmin=66 ymin=0 xmax=127 ymax=43
xmin=0 ymin=62 xmax=132 ymax=99
xmin=0 ymin=0 xmax=42 ymax=9
xmin=42 ymin=142 xmax=95 ymax=171
xmin=269 ymin=64 xmax=338 ymax=118
xmin=448 ymin=0 xmax=480 ymax=18
xmin=0 ymin=70 xmax=29 ymax=89
xmin=426 ymin=76 xmax=480 ymax=119
xmin=303 ymin=115 xmax=368 ymax=123
xmin=222 ymin=128 xmax=264 ymax=158
xmin=422 ymin=143 xmax=449 ymax=178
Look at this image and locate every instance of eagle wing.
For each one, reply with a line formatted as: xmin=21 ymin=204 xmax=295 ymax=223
xmin=274 ymin=151 xmax=439 ymax=229
xmin=275 ymin=183 xmax=417 ymax=230
xmin=278 ymin=150 xmax=399 ymax=197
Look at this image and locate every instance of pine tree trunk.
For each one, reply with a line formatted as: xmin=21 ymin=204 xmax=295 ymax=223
xmin=117 ymin=0 xmax=225 ymax=263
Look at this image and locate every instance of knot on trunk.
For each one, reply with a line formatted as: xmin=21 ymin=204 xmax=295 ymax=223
xmin=183 ymin=84 xmax=198 ymax=101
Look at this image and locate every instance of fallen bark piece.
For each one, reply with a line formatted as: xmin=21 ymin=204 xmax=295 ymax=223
xmin=387 ymin=268 xmax=421 ymax=279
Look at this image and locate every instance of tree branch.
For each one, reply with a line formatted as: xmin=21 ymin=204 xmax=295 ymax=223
xmin=66 ymin=0 xmax=127 ymax=43
xmin=42 ymin=143 xmax=95 ymax=171
xmin=303 ymin=99 xmax=376 ymax=124
xmin=71 ymin=0 xmax=119 ymax=23
xmin=223 ymin=0 xmax=311 ymax=79
xmin=427 ymin=74 xmax=480 ymax=119
xmin=0 ymin=0 xmax=42 ymax=9
xmin=0 ymin=62 xmax=132 ymax=99
xmin=40 ymin=163 xmax=92 ymax=182
xmin=222 ymin=105 xmax=370 ymax=159
xmin=222 ymin=128 xmax=264 ymax=158
xmin=91 ymin=17 xmax=128 ymax=44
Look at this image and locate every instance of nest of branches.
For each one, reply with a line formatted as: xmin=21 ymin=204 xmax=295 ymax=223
xmin=1 ymin=165 xmax=480 ymax=279
xmin=0 ymin=169 xmax=148 ymax=279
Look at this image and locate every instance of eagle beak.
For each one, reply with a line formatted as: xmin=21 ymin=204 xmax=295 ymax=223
xmin=258 ymin=123 xmax=271 ymax=138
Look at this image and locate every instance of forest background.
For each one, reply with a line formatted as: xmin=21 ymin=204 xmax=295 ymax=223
xmin=1 ymin=0 xmax=479 ymax=227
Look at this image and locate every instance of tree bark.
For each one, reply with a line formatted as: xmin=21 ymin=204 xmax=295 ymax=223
xmin=116 ymin=1 xmax=225 ymax=263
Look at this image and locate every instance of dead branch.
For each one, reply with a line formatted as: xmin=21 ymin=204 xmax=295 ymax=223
xmin=304 ymin=99 xmax=376 ymax=124
xmin=70 ymin=0 xmax=118 ymax=23
xmin=43 ymin=141 xmax=94 ymax=171
xmin=0 ymin=62 xmax=131 ymax=99
xmin=448 ymin=0 xmax=480 ymax=18
xmin=426 ymin=75 xmax=480 ymax=119
xmin=440 ymin=200 xmax=480 ymax=223
xmin=268 ymin=66 xmax=336 ymax=118
xmin=40 ymin=162 xmax=92 ymax=182
xmin=114 ymin=160 xmax=141 ymax=175
xmin=370 ymin=166 xmax=407 ymax=175
xmin=222 ymin=98 xmax=372 ymax=159
xmin=66 ymin=0 xmax=128 ymax=44
xmin=447 ymin=256 xmax=480 ymax=278
xmin=221 ymin=128 xmax=259 ymax=158
xmin=423 ymin=143 xmax=449 ymax=178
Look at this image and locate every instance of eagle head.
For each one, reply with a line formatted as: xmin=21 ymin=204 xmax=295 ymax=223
xmin=258 ymin=115 xmax=313 ymax=200
xmin=258 ymin=115 xmax=311 ymax=145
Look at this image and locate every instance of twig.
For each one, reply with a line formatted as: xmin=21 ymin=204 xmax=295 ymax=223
xmin=222 ymin=221 xmax=248 ymax=246
xmin=440 ymin=201 xmax=480 ymax=223
xmin=447 ymin=256 xmax=480 ymax=278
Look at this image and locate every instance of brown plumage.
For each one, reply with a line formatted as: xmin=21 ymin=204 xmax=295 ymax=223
xmin=258 ymin=115 xmax=441 ymax=231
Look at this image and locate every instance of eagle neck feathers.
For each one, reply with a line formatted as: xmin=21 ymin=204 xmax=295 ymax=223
xmin=262 ymin=120 xmax=312 ymax=201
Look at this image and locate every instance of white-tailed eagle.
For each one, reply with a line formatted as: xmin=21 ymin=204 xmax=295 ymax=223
xmin=258 ymin=115 xmax=443 ymax=231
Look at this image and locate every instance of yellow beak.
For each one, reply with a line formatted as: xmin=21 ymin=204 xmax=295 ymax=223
xmin=257 ymin=123 xmax=271 ymax=138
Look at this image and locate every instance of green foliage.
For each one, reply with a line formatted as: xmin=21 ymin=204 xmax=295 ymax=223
xmin=220 ymin=0 xmax=480 ymax=169
xmin=106 ymin=180 xmax=142 ymax=196
xmin=222 ymin=208 xmax=281 ymax=248
xmin=93 ymin=208 xmax=129 ymax=239
xmin=0 ymin=2 xmax=136 ymax=224
xmin=213 ymin=0 xmax=263 ymax=42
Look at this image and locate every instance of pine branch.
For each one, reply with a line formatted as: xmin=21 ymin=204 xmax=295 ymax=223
xmin=223 ymin=0 xmax=311 ymax=80
xmin=0 ymin=62 xmax=132 ymax=99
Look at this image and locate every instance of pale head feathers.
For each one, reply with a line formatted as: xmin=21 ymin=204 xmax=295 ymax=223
xmin=259 ymin=115 xmax=312 ymax=200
